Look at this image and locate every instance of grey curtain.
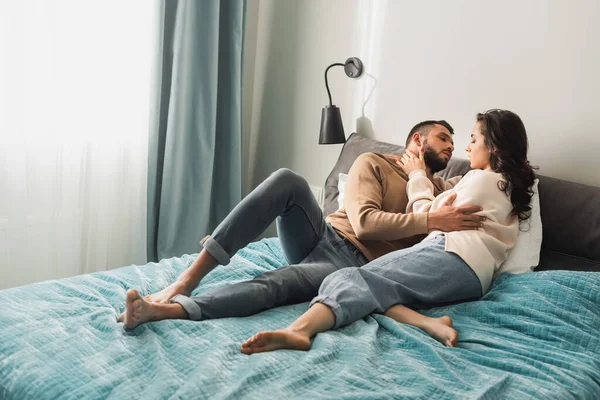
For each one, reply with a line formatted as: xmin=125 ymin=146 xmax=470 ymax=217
xmin=147 ymin=0 xmax=246 ymax=262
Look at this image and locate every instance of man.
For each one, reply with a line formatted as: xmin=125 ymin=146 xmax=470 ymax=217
xmin=119 ymin=120 xmax=484 ymax=328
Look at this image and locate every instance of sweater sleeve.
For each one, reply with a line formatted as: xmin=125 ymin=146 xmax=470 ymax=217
xmin=344 ymin=154 xmax=428 ymax=241
xmin=431 ymin=175 xmax=462 ymax=192
xmin=406 ymin=169 xmax=436 ymax=213
xmin=442 ymin=175 xmax=462 ymax=190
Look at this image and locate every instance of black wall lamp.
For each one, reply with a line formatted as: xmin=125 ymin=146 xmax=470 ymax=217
xmin=319 ymin=57 xmax=364 ymax=144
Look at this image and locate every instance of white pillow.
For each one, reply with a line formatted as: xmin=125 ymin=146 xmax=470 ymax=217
xmin=496 ymin=179 xmax=542 ymax=276
xmin=337 ymin=173 xmax=348 ymax=209
xmin=337 ymin=173 xmax=542 ymax=275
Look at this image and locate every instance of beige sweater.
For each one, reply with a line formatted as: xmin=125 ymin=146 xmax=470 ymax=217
xmin=327 ymin=152 xmax=460 ymax=261
xmin=407 ymin=169 xmax=519 ymax=293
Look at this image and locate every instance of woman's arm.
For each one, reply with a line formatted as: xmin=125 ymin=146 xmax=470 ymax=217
xmin=396 ymin=149 xmax=435 ymax=213
xmin=406 ymin=170 xmax=435 ymax=213
xmin=398 ymin=153 xmax=483 ymax=231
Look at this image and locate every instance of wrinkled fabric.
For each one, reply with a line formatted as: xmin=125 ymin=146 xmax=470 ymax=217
xmin=147 ymin=0 xmax=246 ymax=262
xmin=0 ymin=238 xmax=599 ymax=399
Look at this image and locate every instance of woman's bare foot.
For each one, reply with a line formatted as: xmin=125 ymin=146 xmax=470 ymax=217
xmin=119 ymin=289 xmax=155 ymax=329
xmin=240 ymin=329 xmax=311 ymax=355
xmin=143 ymin=282 xmax=191 ymax=304
xmin=423 ymin=316 xmax=459 ymax=347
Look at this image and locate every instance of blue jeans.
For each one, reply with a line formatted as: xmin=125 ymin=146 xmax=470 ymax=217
xmin=171 ymin=168 xmax=368 ymax=320
xmin=311 ymin=236 xmax=483 ymax=329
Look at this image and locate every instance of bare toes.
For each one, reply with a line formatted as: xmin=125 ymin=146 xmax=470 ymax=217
xmin=249 ymin=346 xmax=267 ymax=354
xmin=449 ymin=332 xmax=459 ymax=347
xmin=127 ymin=289 xmax=140 ymax=302
xmin=253 ymin=333 xmax=267 ymax=346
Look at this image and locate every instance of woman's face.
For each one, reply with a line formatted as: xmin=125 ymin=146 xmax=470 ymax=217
xmin=466 ymin=122 xmax=492 ymax=170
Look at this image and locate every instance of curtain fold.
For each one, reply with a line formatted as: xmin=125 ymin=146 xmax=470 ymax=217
xmin=147 ymin=0 xmax=246 ymax=262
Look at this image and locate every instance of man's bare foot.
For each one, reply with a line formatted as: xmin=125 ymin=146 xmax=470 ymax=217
xmin=240 ymin=329 xmax=311 ymax=355
xmin=423 ymin=316 xmax=459 ymax=347
xmin=118 ymin=289 xmax=155 ymax=329
xmin=143 ymin=282 xmax=191 ymax=304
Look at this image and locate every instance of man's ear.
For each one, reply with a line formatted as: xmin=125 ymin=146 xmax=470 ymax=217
xmin=412 ymin=132 xmax=423 ymax=147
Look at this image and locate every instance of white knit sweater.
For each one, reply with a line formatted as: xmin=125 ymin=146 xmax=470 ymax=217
xmin=406 ymin=169 xmax=519 ymax=293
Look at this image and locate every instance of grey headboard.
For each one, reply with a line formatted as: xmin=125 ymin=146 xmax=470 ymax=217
xmin=324 ymin=133 xmax=405 ymax=217
xmin=323 ymin=133 xmax=600 ymax=272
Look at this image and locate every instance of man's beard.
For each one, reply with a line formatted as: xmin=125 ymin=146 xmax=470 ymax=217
xmin=423 ymin=146 xmax=449 ymax=174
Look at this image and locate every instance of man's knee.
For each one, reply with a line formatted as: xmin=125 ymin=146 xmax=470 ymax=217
xmin=270 ymin=168 xmax=310 ymax=196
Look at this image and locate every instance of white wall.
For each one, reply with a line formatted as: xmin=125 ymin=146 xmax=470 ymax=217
xmin=243 ymin=0 xmax=363 ymax=193
xmin=243 ymin=0 xmax=600 ymax=202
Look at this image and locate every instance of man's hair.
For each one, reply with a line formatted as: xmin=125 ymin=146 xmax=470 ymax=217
xmin=405 ymin=120 xmax=454 ymax=147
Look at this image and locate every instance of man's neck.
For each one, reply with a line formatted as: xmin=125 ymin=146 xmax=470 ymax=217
xmin=425 ymin=168 xmax=434 ymax=180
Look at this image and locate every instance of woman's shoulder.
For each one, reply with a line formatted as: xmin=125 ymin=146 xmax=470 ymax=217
xmin=462 ymin=170 xmax=508 ymax=195
xmin=467 ymin=169 xmax=503 ymax=181
xmin=457 ymin=169 xmax=500 ymax=185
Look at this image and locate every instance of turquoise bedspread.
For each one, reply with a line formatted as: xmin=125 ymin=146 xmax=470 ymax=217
xmin=1 ymin=238 xmax=599 ymax=399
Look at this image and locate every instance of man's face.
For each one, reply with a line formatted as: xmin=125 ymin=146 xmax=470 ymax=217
xmin=422 ymin=125 xmax=454 ymax=173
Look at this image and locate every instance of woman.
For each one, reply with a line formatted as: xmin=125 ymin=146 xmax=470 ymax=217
xmin=241 ymin=109 xmax=536 ymax=354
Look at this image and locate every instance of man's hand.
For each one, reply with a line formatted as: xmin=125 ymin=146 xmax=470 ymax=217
xmin=396 ymin=147 xmax=426 ymax=175
xmin=427 ymin=193 xmax=485 ymax=232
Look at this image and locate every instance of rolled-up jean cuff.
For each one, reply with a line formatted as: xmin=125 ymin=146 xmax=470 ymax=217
xmin=310 ymin=295 xmax=343 ymax=329
xmin=200 ymin=235 xmax=231 ymax=265
xmin=170 ymin=295 xmax=202 ymax=321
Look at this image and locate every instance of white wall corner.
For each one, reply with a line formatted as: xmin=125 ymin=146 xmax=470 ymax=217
xmin=309 ymin=184 xmax=324 ymax=210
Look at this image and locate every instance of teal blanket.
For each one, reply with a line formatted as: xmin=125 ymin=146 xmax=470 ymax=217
xmin=1 ymin=238 xmax=599 ymax=399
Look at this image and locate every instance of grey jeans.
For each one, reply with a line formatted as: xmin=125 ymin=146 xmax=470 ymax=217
xmin=311 ymin=235 xmax=483 ymax=329
xmin=171 ymin=168 xmax=368 ymax=320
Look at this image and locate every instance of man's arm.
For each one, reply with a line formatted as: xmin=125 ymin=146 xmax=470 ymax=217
xmin=344 ymin=153 xmax=428 ymax=241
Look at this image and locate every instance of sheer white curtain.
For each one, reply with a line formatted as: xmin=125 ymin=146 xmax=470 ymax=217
xmin=0 ymin=1 xmax=155 ymax=289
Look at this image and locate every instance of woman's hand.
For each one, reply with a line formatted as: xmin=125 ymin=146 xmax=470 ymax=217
xmin=396 ymin=147 xmax=426 ymax=176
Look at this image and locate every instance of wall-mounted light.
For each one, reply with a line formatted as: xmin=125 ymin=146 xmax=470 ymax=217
xmin=319 ymin=57 xmax=364 ymax=144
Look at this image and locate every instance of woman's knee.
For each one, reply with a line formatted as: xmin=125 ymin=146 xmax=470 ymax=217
xmin=321 ymin=267 xmax=361 ymax=290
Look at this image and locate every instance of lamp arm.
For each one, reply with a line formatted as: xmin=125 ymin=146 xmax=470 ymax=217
xmin=324 ymin=63 xmax=345 ymax=106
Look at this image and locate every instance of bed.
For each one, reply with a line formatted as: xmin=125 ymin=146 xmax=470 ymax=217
xmin=1 ymin=238 xmax=599 ymax=399
xmin=1 ymin=133 xmax=600 ymax=399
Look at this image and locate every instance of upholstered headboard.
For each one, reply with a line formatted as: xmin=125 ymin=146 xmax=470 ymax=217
xmin=323 ymin=133 xmax=405 ymax=217
xmin=323 ymin=132 xmax=600 ymax=272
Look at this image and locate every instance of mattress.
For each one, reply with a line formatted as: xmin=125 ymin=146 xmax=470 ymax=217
xmin=1 ymin=238 xmax=599 ymax=399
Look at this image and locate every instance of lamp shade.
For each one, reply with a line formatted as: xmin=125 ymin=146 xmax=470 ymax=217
xmin=319 ymin=105 xmax=345 ymax=144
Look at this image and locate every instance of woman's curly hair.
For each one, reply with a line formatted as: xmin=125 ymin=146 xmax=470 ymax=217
xmin=476 ymin=109 xmax=537 ymax=221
